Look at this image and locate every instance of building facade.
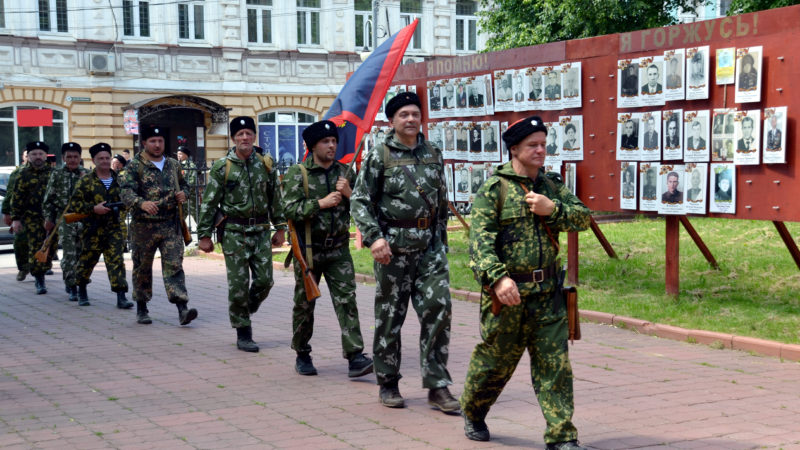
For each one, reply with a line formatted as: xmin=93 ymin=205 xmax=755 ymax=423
xmin=0 ymin=0 xmax=487 ymax=169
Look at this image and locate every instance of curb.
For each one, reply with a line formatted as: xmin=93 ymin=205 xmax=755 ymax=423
xmin=195 ymin=253 xmax=797 ymax=363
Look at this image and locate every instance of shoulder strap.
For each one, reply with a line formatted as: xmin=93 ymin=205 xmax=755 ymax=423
xmin=399 ymin=165 xmax=435 ymax=217
xmin=515 ymin=179 xmax=559 ymax=253
xmin=254 ymin=152 xmax=273 ymax=173
xmin=497 ymin=176 xmax=508 ymax=212
xmin=295 ymin=163 xmax=313 ymax=269
xmin=223 ymin=159 xmax=232 ymax=183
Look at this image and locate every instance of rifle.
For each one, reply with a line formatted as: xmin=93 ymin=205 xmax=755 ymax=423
xmin=286 ymin=219 xmax=321 ymax=302
xmin=63 ymin=201 xmax=125 ymax=223
xmin=34 ymin=228 xmax=58 ymax=263
xmin=178 ymin=203 xmax=192 ymax=245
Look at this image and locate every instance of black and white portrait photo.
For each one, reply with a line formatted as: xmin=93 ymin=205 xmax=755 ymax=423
xmin=686 ymin=46 xmax=709 ymax=100
xmin=734 ymin=46 xmax=763 ymax=103
xmin=763 ymin=106 xmax=787 ymax=164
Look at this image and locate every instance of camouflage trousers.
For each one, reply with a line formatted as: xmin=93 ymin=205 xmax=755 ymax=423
xmin=291 ymin=244 xmax=364 ymax=359
xmin=460 ymin=289 xmax=577 ymax=444
xmin=131 ymin=220 xmax=187 ymax=304
xmin=58 ymin=221 xmax=82 ymax=288
xmin=13 ymin=225 xmax=29 ymax=272
xmin=222 ymin=228 xmax=273 ymax=328
xmin=77 ymin=223 xmax=128 ymax=292
xmin=372 ymin=239 xmax=453 ymax=389
xmin=22 ymin=215 xmax=52 ymax=276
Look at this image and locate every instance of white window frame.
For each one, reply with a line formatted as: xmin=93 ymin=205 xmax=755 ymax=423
xmin=246 ymin=0 xmax=273 ymax=45
xmin=354 ymin=0 xmax=372 ymax=50
xmin=257 ymin=110 xmax=317 ymax=174
xmin=296 ymin=0 xmax=320 ymax=46
xmin=38 ymin=0 xmax=69 ymax=33
xmin=123 ymin=0 xmax=151 ymax=38
xmin=400 ymin=1 xmax=422 ymax=51
xmin=0 ymin=104 xmax=68 ymax=166
xmin=455 ymin=0 xmax=477 ymax=52
xmin=178 ymin=1 xmax=205 ymax=41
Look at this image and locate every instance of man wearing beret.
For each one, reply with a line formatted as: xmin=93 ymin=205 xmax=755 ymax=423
xmin=282 ymin=120 xmax=373 ymax=377
xmin=43 ymin=142 xmax=89 ymax=301
xmin=351 ymin=92 xmax=459 ymax=413
xmin=68 ymin=143 xmax=133 ymax=308
xmin=121 ymin=126 xmax=197 ymax=325
xmin=197 ymin=116 xmax=286 ymax=352
xmin=9 ymin=141 xmax=54 ymax=294
xmin=3 ymin=149 xmax=29 ymax=281
xmin=460 ymin=116 xmax=590 ymax=448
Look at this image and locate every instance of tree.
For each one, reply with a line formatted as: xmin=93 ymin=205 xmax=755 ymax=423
xmin=478 ymin=0 xmax=705 ymax=51
xmin=727 ymin=0 xmax=800 ymax=14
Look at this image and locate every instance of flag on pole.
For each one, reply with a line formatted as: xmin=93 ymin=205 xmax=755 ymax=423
xmin=321 ymin=19 xmax=419 ymax=163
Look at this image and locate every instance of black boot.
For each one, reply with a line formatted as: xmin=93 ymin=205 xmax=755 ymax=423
xmin=176 ymin=302 xmax=197 ymax=326
xmin=236 ymin=326 xmax=259 ymax=352
xmin=78 ymin=284 xmax=90 ymax=306
xmin=34 ymin=274 xmax=47 ymax=295
xmin=295 ymin=352 xmax=318 ymax=376
xmin=116 ymin=292 xmax=134 ymax=309
xmin=68 ymin=286 xmax=78 ymax=302
xmin=136 ymin=301 xmax=152 ymax=324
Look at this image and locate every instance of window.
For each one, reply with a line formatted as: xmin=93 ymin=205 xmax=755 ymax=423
xmin=455 ymin=0 xmax=477 ymax=52
xmin=400 ymin=0 xmax=421 ymax=51
xmin=123 ymin=1 xmax=150 ymax=37
xmin=296 ymin=0 xmax=320 ymax=46
xmin=0 ymin=0 xmax=5 ymax=29
xmin=0 ymin=105 xmax=67 ymax=166
xmin=355 ymin=0 xmax=372 ymax=49
xmin=179 ymin=1 xmax=204 ymax=40
xmin=39 ymin=0 xmax=69 ymax=33
xmin=246 ymin=0 xmax=272 ymax=44
xmin=257 ymin=111 xmax=316 ymax=174
xmin=718 ymin=0 xmax=732 ymax=15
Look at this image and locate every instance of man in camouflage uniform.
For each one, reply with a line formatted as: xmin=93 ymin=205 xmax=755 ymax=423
xmin=2 ymin=150 xmax=29 ymax=281
xmin=43 ymin=143 xmax=89 ymax=301
xmin=67 ymin=143 xmax=133 ymax=308
xmin=177 ymin=147 xmax=199 ymax=223
xmin=351 ymin=92 xmax=459 ymax=413
xmin=460 ymin=116 xmax=590 ymax=449
xmin=9 ymin=142 xmax=54 ymax=294
xmin=282 ymin=120 xmax=373 ymax=377
xmin=197 ymin=116 xmax=286 ymax=352
xmin=121 ymin=126 xmax=197 ymax=326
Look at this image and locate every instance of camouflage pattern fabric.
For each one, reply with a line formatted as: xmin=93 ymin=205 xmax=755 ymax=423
xmin=179 ymin=159 xmax=199 ymax=221
xmin=68 ymin=170 xmax=128 ymax=292
xmin=351 ymin=130 xmax=453 ymax=388
xmin=221 ymin=229 xmax=273 ymax=328
xmin=9 ymin=164 xmax=53 ymax=275
xmin=121 ymin=154 xmax=189 ymax=304
xmin=2 ymin=166 xmax=29 ymax=272
xmin=43 ymin=165 xmax=89 ymax=288
xmin=460 ymin=163 xmax=590 ymax=444
xmin=197 ymin=149 xmax=286 ymax=328
xmin=283 ymin=157 xmax=364 ymax=358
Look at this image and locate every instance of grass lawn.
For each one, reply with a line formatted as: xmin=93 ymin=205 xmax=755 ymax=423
xmin=349 ymin=217 xmax=800 ymax=345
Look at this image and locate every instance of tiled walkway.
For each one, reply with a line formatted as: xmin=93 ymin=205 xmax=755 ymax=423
xmin=1 ymin=256 xmax=800 ymax=449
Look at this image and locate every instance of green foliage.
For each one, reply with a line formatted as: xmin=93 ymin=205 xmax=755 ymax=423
xmin=478 ymin=0 xmax=704 ymax=50
xmin=727 ymin=0 xmax=800 ymax=14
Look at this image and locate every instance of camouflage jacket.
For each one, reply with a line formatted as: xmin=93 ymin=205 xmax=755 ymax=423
xmin=1 ymin=164 xmax=25 ymax=215
xmin=197 ymin=149 xmax=286 ymax=239
xmin=120 ymin=154 xmax=188 ymax=221
xmin=469 ymin=163 xmax=590 ymax=295
xmin=43 ymin=165 xmax=89 ymax=222
xmin=351 ymin=130 xmax=448 ymax=253
xmin=68 ymin=169 xmax=124 ymax=229
xmin=180 ymin=159 xmax=198 ymax=188
xmin=9 ymin=164 xmax=53 ymax=220
xmin=282 ymin=157 xmax=354 ymax=245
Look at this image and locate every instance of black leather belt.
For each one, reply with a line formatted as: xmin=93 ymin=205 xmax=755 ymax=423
xmin=507 ymin=262 xmax=559 ymax=283
xmin=226 ymin=215 xmax=269 ymax=226
xmin=385 ymin=217 xmax=430 ymax=230
xmin=310 ymin=234 xmax=349 ymax=249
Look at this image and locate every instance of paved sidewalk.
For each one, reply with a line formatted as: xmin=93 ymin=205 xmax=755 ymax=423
xmin=2 ymin=256 xmax=800 ymax=449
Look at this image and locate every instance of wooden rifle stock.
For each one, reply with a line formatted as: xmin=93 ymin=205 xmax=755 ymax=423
xmin=63 ymin=212 xmax=89 ymax=224
xmin=178 ymin=203 xmax=192 ymax=245
xmin=287 ymin=219 xmax=321 ymax=302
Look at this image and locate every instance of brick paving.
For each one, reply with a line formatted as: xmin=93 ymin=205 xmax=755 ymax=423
xmin=2 ymin=255 xmax=800 ymax=449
